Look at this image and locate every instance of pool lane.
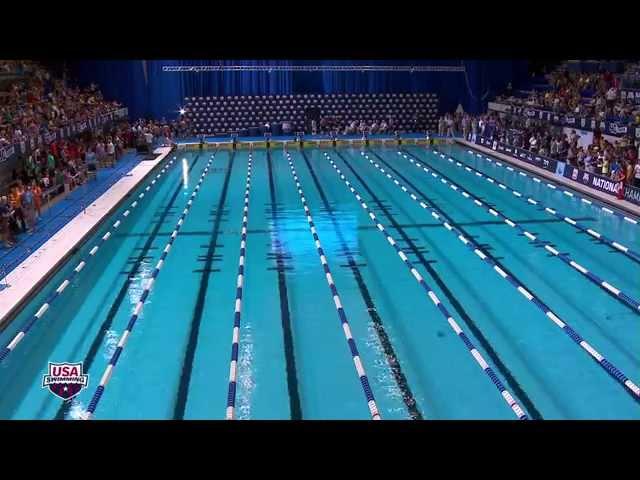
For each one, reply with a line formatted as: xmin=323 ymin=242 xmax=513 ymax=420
xmin=354 ymin=147 xmax=639 ymax=418
xmin=2 ymin=145 xmax=637 ymax=419
xmin=400 ymin=147 xmax=640 ymax=359
xmin=0 ymin=151 xmax=202 ymax=419
xmin=441 ymin=144 xmax=640 ymax=253
xmin=410 ymin=146 xmax=640 ymax=308
xmin=304 ymin=148 xmax=532 ymax=419
xmin=281 ymin=149 xmax=409 ymax=419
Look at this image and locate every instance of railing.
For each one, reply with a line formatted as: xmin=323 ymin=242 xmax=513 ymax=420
xmin=0 ymin=148 xmax=135 ymax=281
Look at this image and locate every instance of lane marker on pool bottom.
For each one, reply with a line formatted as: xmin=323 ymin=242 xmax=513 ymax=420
xmin=439 ymin=148 xmax=640 ymax=265
xmin=286 ymin=152 xmax=381 ymax=420
xmin=465 ymin=149 xmax=640 ymax=226
xmin=226 ymin=153 xmax=253 ymax=420
xmin=82 ymin=154 xmax=217 ymax=419
xmin=360 ymin=151 xmax=640 ymax=401
xmin=324 ymin=151 xmax=527 ymax=419
xmin=0 ymin=153 xmax=188 ymax=364
xmin=397 ymin=150 xmax=640 ymax=314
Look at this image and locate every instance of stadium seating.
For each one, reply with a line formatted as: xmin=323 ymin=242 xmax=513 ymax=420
xmin=184 ymin=92 xmax=439 ymax=135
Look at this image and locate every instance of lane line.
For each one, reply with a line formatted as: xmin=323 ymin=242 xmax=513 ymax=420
xmin=0 ymin=153 xmax=182 ymax=364
xmin=325 ymin=151 xmax=528 ymax=419
xmin=266 ymin=150 xmax=302 ymax=419
xmin=438 ymin=148 xmax=640 ymax=264
xmin=300 ymin=149 xmax=422 ymax=419
xmin=363 ymin=149 xmax=640 ymax=402
xmin=172 ymin=151 xmax=234 ymax=419
xmin=286 ymin=151 xmax=381 ymax=420
xmin=226 ymin=153 xmax=254 ymax=420
xmin=401 ymin=149 xmax=640 ymax=314
xmin=464 ymin=148 xmax=640 ymax=227
xmin=84 ymin=154 xmax=217 ymax=419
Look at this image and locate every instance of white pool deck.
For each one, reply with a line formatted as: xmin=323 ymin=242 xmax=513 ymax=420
xmin=458 ymin=139 xmax=640 ymax=218
xmin=0 ymin=147 xmax=173 ymax=328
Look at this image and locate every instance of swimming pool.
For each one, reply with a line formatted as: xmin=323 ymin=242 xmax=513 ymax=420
xmin=0 ymin=143 xmax=638 ymax=420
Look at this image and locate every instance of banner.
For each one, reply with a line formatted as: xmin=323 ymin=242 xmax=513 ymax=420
xmin=490 ymin=102 xmax=637 ymax=138
xmin=563 ymin=165 xmax=622 ymax=196
xmin=0 ymin=145 xmax=15 ymax=163
xmin=473 ymin=135 xmax=640 ymax=208
xmin=624 ymin=184 xmax=640 ymax=206
xmin=488 ymin=102 xmax=512 ymax=113
xmin=0 ymin=109 xmax=122 ymax=165
xmin=620 ymin=89 xmax=640 ymax=105
xmin=474 ymin=136 xmax=558 ymax=173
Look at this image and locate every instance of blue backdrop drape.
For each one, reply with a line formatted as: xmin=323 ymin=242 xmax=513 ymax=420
xmin=69 ymin=59 xmax=529 ymax=121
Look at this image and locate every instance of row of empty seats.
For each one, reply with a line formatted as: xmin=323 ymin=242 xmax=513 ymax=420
xmin=183 ymin=92 xmax=439 ymax=134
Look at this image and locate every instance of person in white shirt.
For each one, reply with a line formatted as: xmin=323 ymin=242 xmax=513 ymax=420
xmin=605 ymin=87 xmax=618 ymax=116
xmin=446 ymin=116 xmax=455 ymax=137
xmin=106 ymin=139 xmax=115 ymax=166
xmin=529 ymin=135 xmax=538 ymax=152
xmin=634 ymin=161 xmax=640 ymax=188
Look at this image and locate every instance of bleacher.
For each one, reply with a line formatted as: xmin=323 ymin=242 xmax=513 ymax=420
xmin=184 ymin=92 xmax=439 ymax=135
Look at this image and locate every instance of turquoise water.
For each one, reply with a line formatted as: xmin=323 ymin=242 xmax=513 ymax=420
xmin=0 ymin=144 xmax=638 ymax=420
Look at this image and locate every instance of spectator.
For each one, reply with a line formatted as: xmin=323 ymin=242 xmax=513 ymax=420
xmin=21 ymin=185 xmax=35 ymax=233
xmin=0 ymin=196 xmax=14 ymax=248
xmin=106 ymin=138 xmax=115 ymax=167
xmin=31 ymin=180 xmax=42 ymax=219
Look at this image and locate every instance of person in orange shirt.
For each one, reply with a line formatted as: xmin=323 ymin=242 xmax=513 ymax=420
xmin=31 ymin=180 xmax=42 ymax=219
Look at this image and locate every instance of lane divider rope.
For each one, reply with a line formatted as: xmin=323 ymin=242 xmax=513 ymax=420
xmin=358 ymin=150 xmax=640 ymax=401
xmin=437 ymin=148 xmax=640 ymax=264
xmin=0 ymin=153 xmax=184 ymax=364
xmin=324 ymin=151 xmax=527 ymax=419
xmin=83 ymin=154 xmax=217 ymax=419
xmin=397 ymin=150 xmax=640 ymax=314
xmin=287 ymin=151 xmax=382 ymax=420
xmin=464 ymin=148 xmax=639 ymax=226
xmin=226 ymin=153 xmax=253 ymax=420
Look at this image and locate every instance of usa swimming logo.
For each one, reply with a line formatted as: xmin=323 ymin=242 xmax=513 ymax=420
xmin=42 ymin=362 xmax=89 ymax=401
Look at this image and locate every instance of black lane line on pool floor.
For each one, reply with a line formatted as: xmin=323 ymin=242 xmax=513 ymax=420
xmin=266 ymin=150 xmax=303 ymax=420
xmin=301 ymin=150 xmax=422 ymax=420
xmin=172 ymin=151 xmax=235 ymax=420
xmin=373 ymin=150 xmax=640 ymax=405
xmin=53 ymin=153 xmax=203 ymax=420
xmin=338 ymin=149 xmax=543 ymax=420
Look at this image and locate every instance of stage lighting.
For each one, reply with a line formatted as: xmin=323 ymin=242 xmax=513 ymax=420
xmin=179 ymin=108 xmax=186 ymax=115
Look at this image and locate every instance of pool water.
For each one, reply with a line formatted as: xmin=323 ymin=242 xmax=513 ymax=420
xmin=0 ymin=143 xmax=638 ymax=420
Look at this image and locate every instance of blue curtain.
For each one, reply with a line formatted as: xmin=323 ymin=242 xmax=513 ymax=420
xmin=69 ymin=59 xmax=529 ymax=120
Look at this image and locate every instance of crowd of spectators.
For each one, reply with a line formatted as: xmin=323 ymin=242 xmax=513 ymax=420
xmin=0 ymin=61 xmax=122 ymax=149
xmin=467 ymin=110 xmax=640 ymax=189
xmin=0 ymin=116 xmax=179 ymax=248
xmin=494 ymin=69 xmax=640 ymax=126
xmin=0 ymin=60 xmax=187 ymax=249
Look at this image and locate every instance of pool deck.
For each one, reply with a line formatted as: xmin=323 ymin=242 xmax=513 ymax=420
xmin=0 ymin=147 xmax=172 ymax=328
xmin=458 ymin=139 xmax=640 ymax=218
